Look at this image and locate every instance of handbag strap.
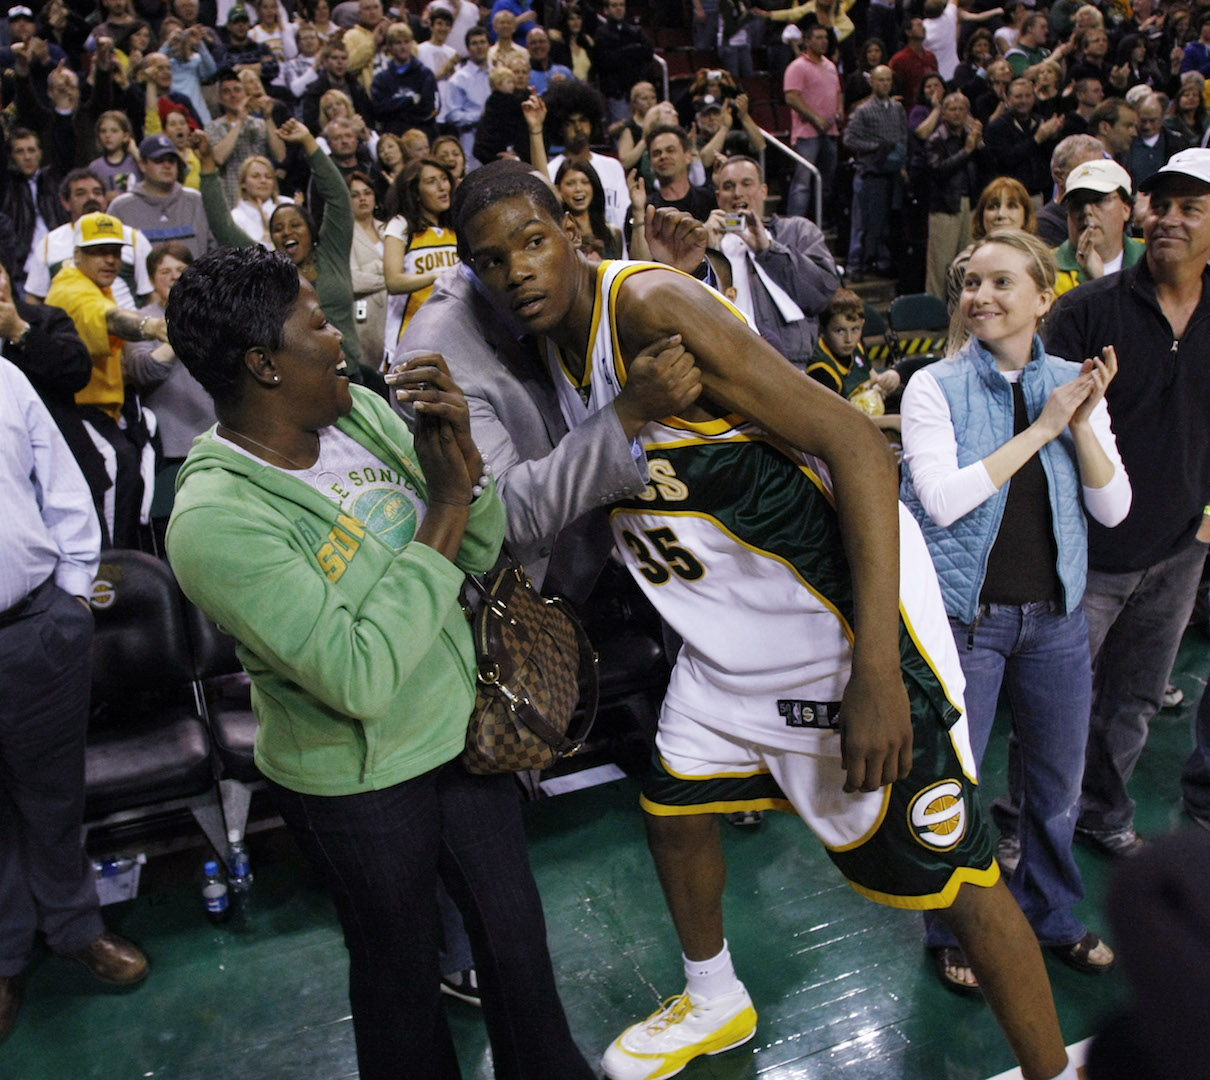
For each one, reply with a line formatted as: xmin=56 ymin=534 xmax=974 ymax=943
xmin=489 ymin=595 xmax=599 ymax=753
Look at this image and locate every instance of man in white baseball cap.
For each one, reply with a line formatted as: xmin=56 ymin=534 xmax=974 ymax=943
xmin=1053 ymin=157 xmax=1142 ymax=295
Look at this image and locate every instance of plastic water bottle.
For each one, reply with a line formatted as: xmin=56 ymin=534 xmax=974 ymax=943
xmin=202 ymin=860 xmax=230 ymax=923
xmin=227 ymin=829 xmax=253 ymax=892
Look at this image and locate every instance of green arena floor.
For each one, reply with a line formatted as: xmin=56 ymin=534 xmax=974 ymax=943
xmin=6 ymin=628 xmax=1208 ymax=1080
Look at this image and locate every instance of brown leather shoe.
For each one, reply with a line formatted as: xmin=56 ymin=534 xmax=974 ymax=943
xmin=60 ymin=931 xmax=149 ymax=986
xmin=0 ymin=975 xmax=21 ymax=1043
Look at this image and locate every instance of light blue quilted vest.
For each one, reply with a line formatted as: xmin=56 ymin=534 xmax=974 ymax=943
xmin=900 ymin=336 xmax=1089 ymax=625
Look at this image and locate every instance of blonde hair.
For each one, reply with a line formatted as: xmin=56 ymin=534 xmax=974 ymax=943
xmin=948 ymin=229 xmax=1056 ymax=356
xmin=237 ymin=155 xmax=279 ymax=199
xmin=386 ymin=22 xmax=414 ymax=44
xmin=319 ymin=89 xmax=355 ymax=128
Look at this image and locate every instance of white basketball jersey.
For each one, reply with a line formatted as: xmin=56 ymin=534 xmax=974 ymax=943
xmin=542 ymin=260 xmax=966 ymax=749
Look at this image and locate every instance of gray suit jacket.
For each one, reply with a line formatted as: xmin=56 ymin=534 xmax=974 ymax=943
xmin=396 ymin=267 xmax=647 ymax=601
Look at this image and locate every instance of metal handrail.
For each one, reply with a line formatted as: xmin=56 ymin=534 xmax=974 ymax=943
xmin=652 ymin=53 xmax=670 ymax=105
xmin=756 ymin=126 xmax=823 ymax=226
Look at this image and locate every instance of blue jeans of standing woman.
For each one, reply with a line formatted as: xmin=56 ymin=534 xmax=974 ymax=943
xmin=270 ymin=763 xmax=594 ymax=1080
xmin=924 ymin=602 xmax=1091 ymax=950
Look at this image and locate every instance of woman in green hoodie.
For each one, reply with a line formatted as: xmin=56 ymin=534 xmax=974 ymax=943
xmin=164 ymin=246 xmax=595 ymax=1080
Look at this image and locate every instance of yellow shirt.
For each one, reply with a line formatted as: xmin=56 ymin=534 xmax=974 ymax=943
xmin=767 ymin=0 xmax=856 ymax=40
xmin=46 ymin=264 xmax=125 ymax=421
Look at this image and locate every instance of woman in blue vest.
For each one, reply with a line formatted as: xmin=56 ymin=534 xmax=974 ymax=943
xmin=900 ymin=229 xmax=1132 ymax=995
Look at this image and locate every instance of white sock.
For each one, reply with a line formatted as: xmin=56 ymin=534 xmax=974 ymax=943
xmin=683 ymin=941 xmax=743 ymax=1002
xmin=1040 ymin=1058 xmax=1078 ymax=1080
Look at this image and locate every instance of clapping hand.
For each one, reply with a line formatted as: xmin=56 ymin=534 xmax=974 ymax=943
xmin=1071 ymin=346 xmax=1117 ymax=426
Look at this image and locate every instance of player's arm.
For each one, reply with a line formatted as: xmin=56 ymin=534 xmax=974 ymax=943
xmin=616 ymin=270 xmax=911 ymax=793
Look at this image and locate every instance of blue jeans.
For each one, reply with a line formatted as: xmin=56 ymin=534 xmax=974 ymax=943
xmin=1182 ymin=675 xmax=1210 ymax=817
xmin=786 ymin=134 xmax=837 ymax=223
xmin=692 ymin=0 xmax=718 ymax=50
xmin=719 ymin=43 xmax=754 ymax=78
xmin=849 ymin=172 xmax=896 ymax=271
xmin=269 ymin=764 xmax=593 ymax=1080
xmin=925 ymin=602 xmax=1090 ymax=948
xmin=1080 ymin=541 xmax=1208 ymax=832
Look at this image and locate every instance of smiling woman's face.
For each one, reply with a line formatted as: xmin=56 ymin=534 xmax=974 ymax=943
xmin=270 ymin=206 xmax=314 ymax=264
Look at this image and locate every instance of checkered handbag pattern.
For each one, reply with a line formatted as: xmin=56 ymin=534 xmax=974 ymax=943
xmin=461 ymin=564 xmax=599 ymax=775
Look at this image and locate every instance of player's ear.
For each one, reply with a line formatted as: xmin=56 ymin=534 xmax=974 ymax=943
xmin=562 ymin=210 xmax=581 ymax=247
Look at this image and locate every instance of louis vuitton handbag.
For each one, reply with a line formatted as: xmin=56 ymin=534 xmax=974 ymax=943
xmin=460 ymin=559 xmax=599 ymax=775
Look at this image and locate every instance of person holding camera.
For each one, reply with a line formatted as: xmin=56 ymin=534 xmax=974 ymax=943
xmin=704 ymin=154 xmax=840 ymax=367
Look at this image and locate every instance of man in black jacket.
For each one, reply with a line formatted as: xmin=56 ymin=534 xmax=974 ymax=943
xmin=593 ymin=0 xmax=654 ymax=125
xmin=0 ymin=128 xmax=69 ymax=296
xmin=301 ymin=39 xmax=374 ymax=134
xmin=925 ymin=91 xmax=986 ymax=298
xmin=985 ymin=76 xmax=1064 ymax=201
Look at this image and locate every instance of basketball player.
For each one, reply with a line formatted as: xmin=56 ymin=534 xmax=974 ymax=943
xmin=429 ymin=162 xmax=1079 ymax=1080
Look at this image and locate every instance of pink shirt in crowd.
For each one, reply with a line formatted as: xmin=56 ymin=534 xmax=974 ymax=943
xmin=784 ymin=53 xmax=842 ymax=141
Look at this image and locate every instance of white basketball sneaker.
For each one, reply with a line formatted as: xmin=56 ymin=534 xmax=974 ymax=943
xmin=600 ymin=985 xmax=757 ymax=1080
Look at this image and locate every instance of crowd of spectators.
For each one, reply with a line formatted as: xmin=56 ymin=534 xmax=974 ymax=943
xmin=4 ymin=0 xmax=1210 ymax=1069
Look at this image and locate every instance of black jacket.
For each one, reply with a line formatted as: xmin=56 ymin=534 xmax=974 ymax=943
xmin=924 ymin=124 xmax=986 ymax=215
xmin=474 ymin=90 xmax=532 ymax=165
xmin=592 ymin=15 xmax=653 ymax=99
xmin=985 ymin=111 xmax=1055 ymax=197
xmin=1043 ymin=259 xmax=1210 ymax=572
xmin=3 ymin=296 xmax=111 ymax=524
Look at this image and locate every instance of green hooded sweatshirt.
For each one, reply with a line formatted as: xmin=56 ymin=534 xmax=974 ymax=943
xmin=166 ymin=385 xmax=506 ymax=796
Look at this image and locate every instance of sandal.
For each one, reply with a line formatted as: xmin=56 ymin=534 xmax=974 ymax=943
xmin=930 ymin=946 xmax=981 ymax=997
xmin=1049 ymin=932 xmax=1115 ymax=975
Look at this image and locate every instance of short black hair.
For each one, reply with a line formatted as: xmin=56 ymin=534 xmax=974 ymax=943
xmin=217 ymin=67 xmax=242 ymax=87
xmin=60 ymin=167 xmax=105 ymax=201
xmin=465 ymin=25 xmax=488 ymax=42
xmin=165 ymin=247 xmax=301 ymax=407
xmin=647 ymin=123 xmax=691 ymax=151
xmin=452 ymin=159 xmax=562 ymax=262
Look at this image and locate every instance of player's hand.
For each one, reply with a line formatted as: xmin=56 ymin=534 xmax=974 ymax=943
xmin=839 ymin=665 xmax=912 ymax=792
xmin=613 ymin=334 xmax=701 ymax=437
xmin=645 ymin=205 xmax=708 ymax=275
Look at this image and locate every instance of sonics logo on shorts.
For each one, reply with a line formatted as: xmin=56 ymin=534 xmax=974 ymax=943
xmin=908 ymin=780 xmax=966 ymax=851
